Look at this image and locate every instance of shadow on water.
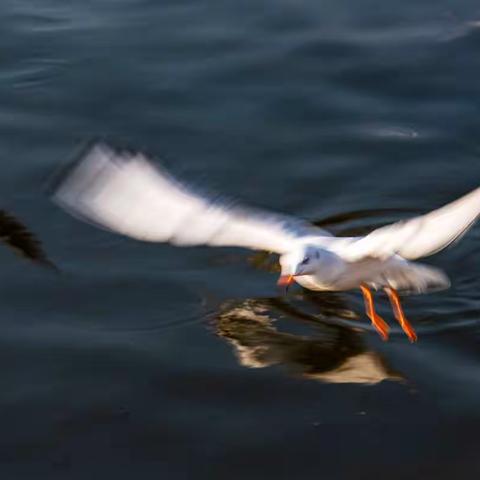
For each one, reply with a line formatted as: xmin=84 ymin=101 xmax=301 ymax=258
xmin=0 ymin=209 xmax=57 ymax=270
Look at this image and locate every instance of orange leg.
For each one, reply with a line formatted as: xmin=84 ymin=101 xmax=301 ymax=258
xmin=360 ymin=284 xmax=390 ymax=341
xmin=385 ymin=287 xmax=418 ymax=343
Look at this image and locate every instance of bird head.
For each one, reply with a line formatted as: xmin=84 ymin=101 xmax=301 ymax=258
xmin=277 ymin=245 xmax=324 ymax=290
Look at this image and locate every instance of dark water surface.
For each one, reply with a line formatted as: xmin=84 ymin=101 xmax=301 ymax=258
xmin=1 ymin=0 xmax=480 ymax=478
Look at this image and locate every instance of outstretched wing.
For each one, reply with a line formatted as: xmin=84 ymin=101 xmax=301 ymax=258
xmin=52 ymin=144 xmax=330 ymax=254
xmin=0 ymin=210 xmax=57 ymax=270
xmin=328 ymin=186 xmax=480 ymax=261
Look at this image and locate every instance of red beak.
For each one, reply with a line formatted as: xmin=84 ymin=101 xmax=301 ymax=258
xmin=277 ymin=275 xmax=295 ymax=288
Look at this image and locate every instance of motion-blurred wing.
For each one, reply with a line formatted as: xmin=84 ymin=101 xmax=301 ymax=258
xmin=330 ymin=187 xmax=480 ymax=261
xmin=52 ymin=144 xmax=329 ymax=254
xmin=0 ymin=210 xmax=57 ymax=269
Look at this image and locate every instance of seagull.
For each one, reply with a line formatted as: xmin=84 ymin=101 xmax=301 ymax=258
xmin=52 ymin=143 xmax=480 ymax=342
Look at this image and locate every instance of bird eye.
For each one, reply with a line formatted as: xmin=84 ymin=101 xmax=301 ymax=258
xmin=301 ymin=256 xmax=309 ymax=265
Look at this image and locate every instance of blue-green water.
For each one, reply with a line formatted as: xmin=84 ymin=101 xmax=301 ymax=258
xmin=0 ymin=1 xmax=480 ymax=478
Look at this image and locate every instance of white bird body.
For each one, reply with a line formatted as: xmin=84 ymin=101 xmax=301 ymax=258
xmin=52 ymin=144 xmax=480 ymax=341
xmin=277 ymin=240 xmax=449 ymax=292
xmin=294 ymin=255 xmax=448 ymax=292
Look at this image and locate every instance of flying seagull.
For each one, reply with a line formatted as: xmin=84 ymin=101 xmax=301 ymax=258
xmin=52 ymin=144 xmax=480 ymax=342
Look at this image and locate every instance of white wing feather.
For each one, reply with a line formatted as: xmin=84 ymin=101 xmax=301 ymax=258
xmin=329 ymin=187 xmax=480 ymax=261
xmin=52 ymin=144 xmax=330 ymax=253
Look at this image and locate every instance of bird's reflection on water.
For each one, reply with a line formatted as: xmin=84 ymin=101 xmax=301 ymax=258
xmin=214 ymin=292 xmax=403 ymax=385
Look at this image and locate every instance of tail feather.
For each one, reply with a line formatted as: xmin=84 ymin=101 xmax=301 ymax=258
xmin=369 ymin=261 xmax=450 ymax=294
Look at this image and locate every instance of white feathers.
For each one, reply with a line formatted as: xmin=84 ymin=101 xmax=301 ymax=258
xmin=53 ymin=144 xmax=328 ymax=254
xmin=367 ymin=260 xmax=451 ymax=294
xmin=331 ymin=187 xmax=480 ymax=261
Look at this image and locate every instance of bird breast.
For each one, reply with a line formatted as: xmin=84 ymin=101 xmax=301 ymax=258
xmin=295 ymin=252 xmax=348 ymax=291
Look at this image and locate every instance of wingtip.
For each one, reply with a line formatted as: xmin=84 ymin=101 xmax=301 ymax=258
xmin=45 ymin=138 xmax=120 ymax=200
